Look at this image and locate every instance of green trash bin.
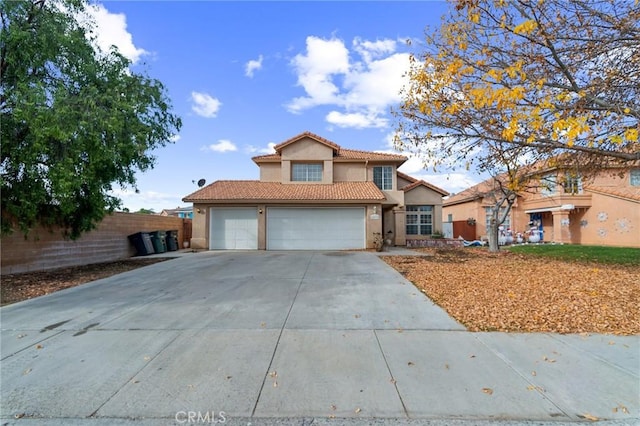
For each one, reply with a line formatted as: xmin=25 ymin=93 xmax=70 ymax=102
xmin=165 ymin=230 xmax=179 ymax=251
xmin=149 ymin=230 xmax=167 ymax=253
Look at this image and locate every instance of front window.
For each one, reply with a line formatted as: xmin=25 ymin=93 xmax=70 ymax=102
xmin=373 ymin=166 xmax=393 ymax=190
xmin=485 ymin=206 xmax=511 ymax=229
xmin=631 ymin=169 xmax=640 ymax=186
xmin=406 ymin=205 xmax=433 ymax=235
xmin=563 ymin=173 xmax=583 ymax=194
xmin=292 ymin=163 xmax=322 ymax=181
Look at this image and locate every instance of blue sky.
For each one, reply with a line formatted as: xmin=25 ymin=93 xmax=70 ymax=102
xmin=90 ymin=0 xmax=478 ymax=212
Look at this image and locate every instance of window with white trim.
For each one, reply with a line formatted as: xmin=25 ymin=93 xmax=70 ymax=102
xmin=540 ymin=174 xmax=557 ymax=196
xmin=292 ymin=163 xmax=322 ymax=182
xmin=563 ymin=173 xmax=583 ymax=194
xmin=373 ymin=166 xmax=393 ymax=190
xmin=406 ymin=205 xmax=433 ymax=235
xmin=485 ymin=207 xmax=511 ymax=230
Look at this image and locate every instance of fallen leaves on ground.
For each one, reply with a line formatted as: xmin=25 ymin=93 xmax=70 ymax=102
xmin=1 ymin=258 xmax=171 ymax=306
xmin=383 ymin=248 xmax=640 ymax=335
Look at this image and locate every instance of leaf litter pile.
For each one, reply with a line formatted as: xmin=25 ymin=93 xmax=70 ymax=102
xmin=1 ymin=258 xmax=171 ymax=306
xmin=383 ymin=248 xmax=639 ymax=335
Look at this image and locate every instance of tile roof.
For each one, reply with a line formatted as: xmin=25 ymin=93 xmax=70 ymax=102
xmin=396 ymin=171 xmax=418 ymax=184
xmin=585 ymin=185 xmax=640 ymax=202
xmin=252 ymin=148 xmax=407 ymax=163
xmin=402 ymin=179 xmax=450 ymax=196
xmin=183 ymin=181 xmax=386 ymax=202
xmin=337 ymin=149 xmax=407 ymax=161
xmin=251 ymin=130 xmax=407 ymax=163
xmin=273 ymin=131 xmax=341 ymax=152
xmin=443 ymin=177 xmax=503 ymax=206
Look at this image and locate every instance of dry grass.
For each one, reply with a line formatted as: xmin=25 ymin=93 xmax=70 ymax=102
xmin=1 ymin=258 xmax=171 ymax=306
xmin=383 ymin=248 xmax=640 ymax=335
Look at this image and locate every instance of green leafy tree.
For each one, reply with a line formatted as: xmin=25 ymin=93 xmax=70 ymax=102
xmin=1 ymin=0 xmax=181 ymax=238
xmin=134 ymin=208 xmax=155 ymax=215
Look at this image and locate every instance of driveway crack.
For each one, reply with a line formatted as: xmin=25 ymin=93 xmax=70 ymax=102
xmin=251 ymin=253 xmax=314 ymax=417
xmin=373 ymin=329 xmax=409 ymax=418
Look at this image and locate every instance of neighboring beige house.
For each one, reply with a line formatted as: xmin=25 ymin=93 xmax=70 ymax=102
xmin=183 ymin=131 xmax=448 ymax=250
xmin=160 ymin=206 xmax=193 ymax=219
xmin=443 ymin=167 xmax=640 ymax=248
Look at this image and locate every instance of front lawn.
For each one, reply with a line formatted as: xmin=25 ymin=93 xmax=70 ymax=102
xmin=508 ymin=244 xmax=640 ymax=265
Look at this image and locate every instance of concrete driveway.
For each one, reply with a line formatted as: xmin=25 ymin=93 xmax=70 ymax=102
xmin=1 ymin=251 xmax=638 ymax=425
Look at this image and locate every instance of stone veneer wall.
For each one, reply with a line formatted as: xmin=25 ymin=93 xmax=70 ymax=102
xmin=1 ymin=212 xmax=191 ymax=275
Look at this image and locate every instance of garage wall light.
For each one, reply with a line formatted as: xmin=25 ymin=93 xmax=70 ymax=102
xmin=259 ymin=209 xmax=264 ymax=214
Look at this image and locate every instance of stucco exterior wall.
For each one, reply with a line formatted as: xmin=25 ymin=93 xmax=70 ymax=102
xmin=280 ymin=137 xmax=334 ymax=161
xmin=572 ymin=192 xmax=639 ymax=247
xmin=259 ymin=163 xmax=281 ymax=182
xmin=397 ymin=176 xmax=413 ymax=188
xmin=443 ymin=199 xmax=485 ymax=239
xmin=334 ymin=162 xmax=367 ymax=182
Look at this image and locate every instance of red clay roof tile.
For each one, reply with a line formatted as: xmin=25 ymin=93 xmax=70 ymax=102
xmin=183 ymin=181 xmax=386 ymax=202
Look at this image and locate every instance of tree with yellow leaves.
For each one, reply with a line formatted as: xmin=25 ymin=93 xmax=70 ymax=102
xmin=395 ymin=0 xmax=639 ymax=251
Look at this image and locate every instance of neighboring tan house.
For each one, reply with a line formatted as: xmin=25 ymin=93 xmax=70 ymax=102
xmin=183 ymin=131 xmax=448 ymax=250
xmin=160 ymin=206 xmax=193 ymax=219
xmin=443 ymin=167 xmax=640 ymax=248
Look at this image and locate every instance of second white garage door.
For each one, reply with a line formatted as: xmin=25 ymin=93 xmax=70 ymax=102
xmin=209 ymin=207 xmax=258 ymax=249
xmin=267 ymin=207 xmax=365 ymax=250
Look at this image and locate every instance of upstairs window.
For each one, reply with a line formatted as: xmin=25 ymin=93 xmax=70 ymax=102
xmin=631 ymin=169 xmax=640 ymax=186
xmin=373 ymin=166 xmax=393 ymax=190
xmin=563 ymin=173 xmax=583 ymax=194
xmin=540 ymin=174 xmax=557 ymax=196
xmin=292 ymin=163 xmax=322 ymax=182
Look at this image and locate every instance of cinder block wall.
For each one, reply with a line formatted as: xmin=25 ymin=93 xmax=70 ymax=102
xmin=1 ymin=212 xmax=192 ymax=275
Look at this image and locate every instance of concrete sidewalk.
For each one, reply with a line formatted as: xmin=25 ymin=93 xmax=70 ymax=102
xmin=1 ymin=251 xmax=638 ymax=425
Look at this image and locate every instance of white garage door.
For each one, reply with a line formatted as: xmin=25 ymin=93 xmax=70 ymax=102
xmin=267 ymin=207 xmax=365 ymax=250
xmin=210 ymin=207 xmax=258 ymax=249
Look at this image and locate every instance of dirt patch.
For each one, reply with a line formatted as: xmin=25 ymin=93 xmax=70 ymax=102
xmin=1 ymin=258 xmax=172 ymax=306
xmin=383 ymin=248 xmax=640 ymax=335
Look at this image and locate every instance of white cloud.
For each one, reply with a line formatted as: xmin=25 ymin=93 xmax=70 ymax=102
xmin=191 ymin=91 xmax=222 ymax=118
xmin=326 ymin=111 xmax=388 ymax=129
xmin=201 ymin=139 xmax=237 ymax=153
xmin=353 ymin=37 xmax=397 ymax=63
xmin=245 ymin=142 xmax=277 ymax=155
xmin=286 ymin=36 xmax=410 ymax=129
xmin=342 ymin=53 xmax=410 ymax=109
xmin=245 ymin=54 xmax=264 ymax=78
xmin=83 ymin=4 xmax=147 ymax=63
xmin=168 ymin=134 xmax=181 ymax=143
xmin=287 ymin=36 xmax=350 ymax=113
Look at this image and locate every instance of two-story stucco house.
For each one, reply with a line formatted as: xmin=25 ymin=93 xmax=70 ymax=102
xmin=443 ymin=166 xmax=640 ymax=247
xmin=183 ymin=131 xmax=448 ymax=250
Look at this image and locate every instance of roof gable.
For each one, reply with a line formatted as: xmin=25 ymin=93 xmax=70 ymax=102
xmin=252 ymin=131 xmax=408 ymax=164
xmin=273 ymin=131 xmax=340 ymax=154
xmin=402 ymin=179 xmax=449 ymax=196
